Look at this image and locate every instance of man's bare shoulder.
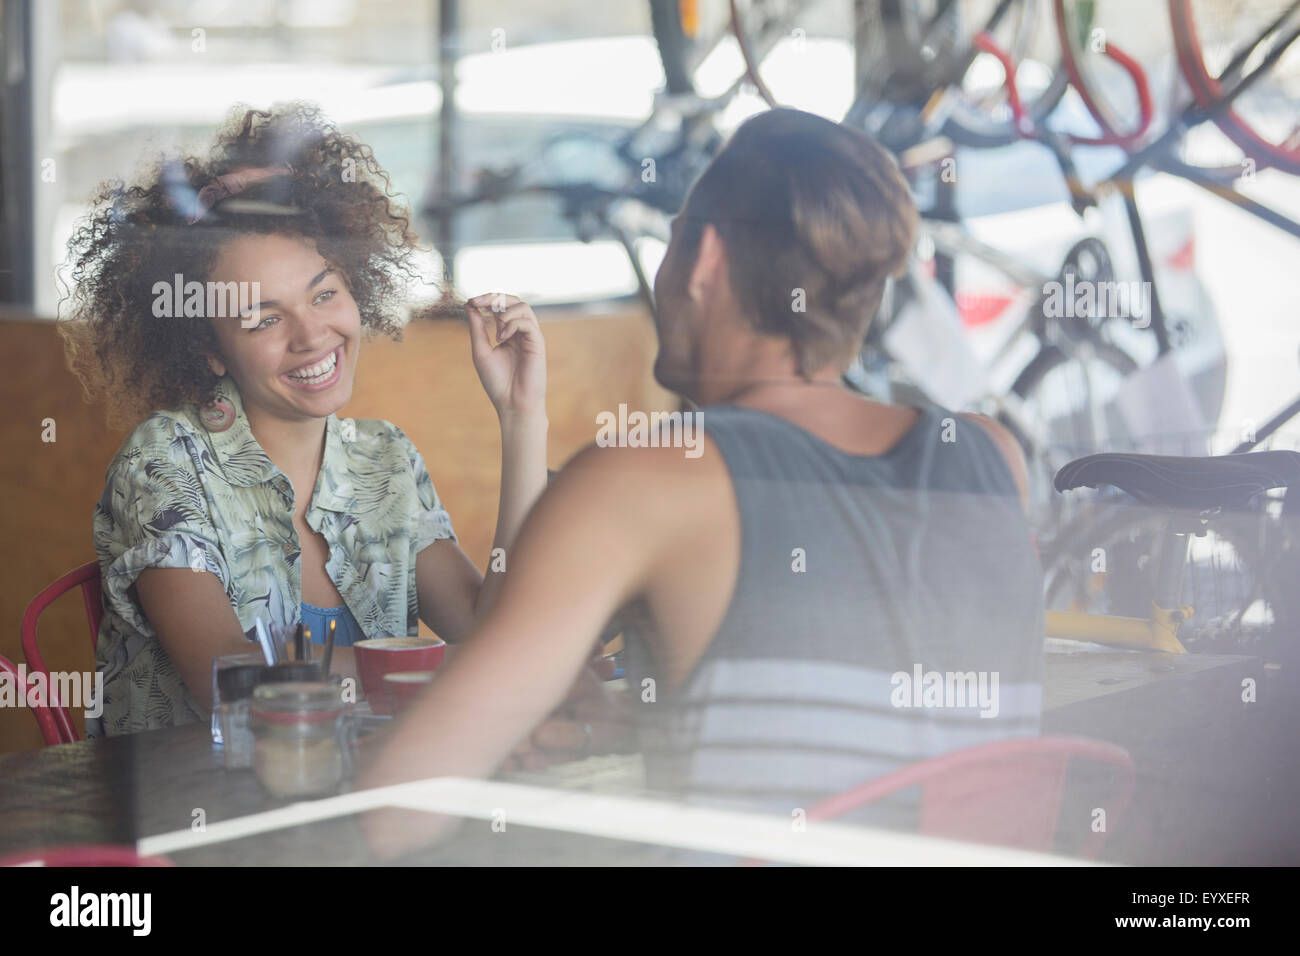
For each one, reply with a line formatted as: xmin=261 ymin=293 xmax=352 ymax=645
xmin=549 ymin=431 xmax=734 ymax=540
xmin=957 ymin=413 xmax=1030 ymax=509
xmin=560 ymin=431 xmax=728 ymax=488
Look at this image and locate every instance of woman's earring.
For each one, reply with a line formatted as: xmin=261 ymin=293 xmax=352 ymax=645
xmin=199 ymin=394 xmax=236 ymax=433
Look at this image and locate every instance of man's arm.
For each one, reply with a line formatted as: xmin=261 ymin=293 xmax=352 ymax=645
xmin=361 ymin=443 xmax=677 ymax=797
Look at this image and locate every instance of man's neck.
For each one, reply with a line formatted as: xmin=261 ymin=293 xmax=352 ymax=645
xmin=692 ymin=349 xmax=840 ymax=407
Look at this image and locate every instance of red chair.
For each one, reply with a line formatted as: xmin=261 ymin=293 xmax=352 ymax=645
xmin=743 ymin=735 xmax=1135 ymax=864
xmin=0 ymin=845 xmax=173 ymax=867
xmin=0 ymin=652 xmax=66 ymax=747
xmin=20 ymin=561 xmax=104 ymax=745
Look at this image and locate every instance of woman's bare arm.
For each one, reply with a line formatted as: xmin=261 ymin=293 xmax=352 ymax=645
xmin=413 ymin=295 xmax=549 ymax=641
xmin=135 ymin=568 xmax=258 ymax=711
xmin=413 ymin=541 xmax=483 ymax=644
xmin=136 ymin=568 xmax=357 ymax=709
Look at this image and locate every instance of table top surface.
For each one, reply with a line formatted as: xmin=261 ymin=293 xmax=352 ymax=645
xmin=0 ymin=718 xmax=678 ymax=865
xmin=0 ymin=648 xmax=1260 ymax=865
xmin=1041 ymin=643 xmax=1256 ymax=710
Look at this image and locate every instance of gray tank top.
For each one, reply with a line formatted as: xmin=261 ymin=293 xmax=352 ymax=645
xmin=625 ymin=402 xmax=1045 ymax=820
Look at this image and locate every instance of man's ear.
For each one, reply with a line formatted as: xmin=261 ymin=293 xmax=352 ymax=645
xmin=205 ymin=352 xmax=227 ymax=378
xmin=688 ymin=224 xmax=728 ymax=303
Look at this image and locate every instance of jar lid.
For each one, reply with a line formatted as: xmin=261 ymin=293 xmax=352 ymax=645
xmin=251 ymin=680 xmax=345 ymax=723
xmin=217 ymin=664 xmax=269 ymax=701
xmin=266 ymin=662 xmax=322 ymax=683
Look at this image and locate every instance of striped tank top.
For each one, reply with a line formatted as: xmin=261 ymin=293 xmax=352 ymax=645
xmin=625 ymin=402 xmax=1045 ymax=823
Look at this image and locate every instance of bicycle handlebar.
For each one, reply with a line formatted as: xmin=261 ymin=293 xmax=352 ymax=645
xmin=972 ymin=31 xmax=1034 ymax=138
xmin=1083 ymin=40 xmax=1156 ymax=147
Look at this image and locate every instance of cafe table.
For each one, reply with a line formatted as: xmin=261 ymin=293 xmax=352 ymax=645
xmin=0 ymin=647 xmax=1285 ymax=866
xmin=0 ymin=718 xmax=1088 ymax=866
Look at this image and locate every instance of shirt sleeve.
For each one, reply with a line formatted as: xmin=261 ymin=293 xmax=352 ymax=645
xmin=392 ymin=426 xmax=457 ymax=552
xmin=93 ymin=432 xmax=232 ymax=638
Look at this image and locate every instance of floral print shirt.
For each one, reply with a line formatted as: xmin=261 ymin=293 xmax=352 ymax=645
xmin=90 ymin=375 xmax=456 ymax=736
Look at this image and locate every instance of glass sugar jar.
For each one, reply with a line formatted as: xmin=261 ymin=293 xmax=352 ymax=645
xmin=219 ymin=662 xmax=322 ymax=770
xmin=250 ymin=681 xmax=350 ymax=798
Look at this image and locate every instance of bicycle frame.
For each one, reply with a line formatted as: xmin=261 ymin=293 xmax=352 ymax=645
xmin=1093 ymin=9 xmax=1300 ymax=243
xmin=1042 ymin=380 xmax=1300 ymax=656
xmin=1045 ymin=511 xmax=1195 ymax=654
xmin=1233 ymin=390 xmax=1300 ymax=454
xmin=859 ymin=214 xmax=1133 ymax=477
xmin=973 ymin=15 xmax=1300 ymax=382
xmin=1046 ymin=603 xmax=1192 ymax=653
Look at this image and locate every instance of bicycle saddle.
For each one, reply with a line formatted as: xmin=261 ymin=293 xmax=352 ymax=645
xmin=1054 ymin=450 xmax=1300 ymax=511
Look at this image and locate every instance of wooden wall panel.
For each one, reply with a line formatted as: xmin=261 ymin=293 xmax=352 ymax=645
xmin=0 ymin=306 xmax=672 ymax=753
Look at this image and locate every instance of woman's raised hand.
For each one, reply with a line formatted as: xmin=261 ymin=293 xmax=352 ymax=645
xmin=466 ymin=293 xmax=547 ymax=420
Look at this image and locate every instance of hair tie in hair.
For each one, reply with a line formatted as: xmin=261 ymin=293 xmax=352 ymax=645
xmin=187 ymin=163 xmax=296 ymax=224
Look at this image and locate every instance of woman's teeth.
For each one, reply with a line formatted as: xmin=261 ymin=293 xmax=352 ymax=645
xmin=287 ymin=350 xmax=338 ymax=384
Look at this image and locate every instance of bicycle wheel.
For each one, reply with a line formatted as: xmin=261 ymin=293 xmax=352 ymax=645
xmin=1001 ymin=337 xmax=1138 ymax=530
xmin=1170 ymin=0 xmax=1300 ymax=177
xmin=1010 ymin=340 xmax=1138 ymax=446
xmin=1055 ymin=0 xmax=1176 ymax=148
xmin=867 ymin=0 xmax=1068 ymax=146
xmin=942 ymin=1 xmax=1070 ymax=147
xmin=1007 ymin=235 xmax=1139 ymax=451
xmin=1043 ymin=498 xmax=1289 ymax=659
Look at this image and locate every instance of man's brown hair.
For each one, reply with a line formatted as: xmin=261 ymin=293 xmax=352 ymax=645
xmin=678 ymin=108 xmax=918 ymax=374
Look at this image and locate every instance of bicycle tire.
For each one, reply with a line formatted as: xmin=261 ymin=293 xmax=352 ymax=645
xmin=1043 ymin=497 xmax=1289 ymax=659
xmin=1053 ymin=0 xmax=1159 ymax=148
xmin=1170 ymin=0 xmax=1300 ymax=177
xmin=1012 ymin=337 xmax=1137 ymax=397
xmin=1007 ymin=337 xmax=1139 ymax=446
xmin=942 ymin=1 xmax=1071 ymax=148
xmin=998 ymin=337 xmax=1138 ymax=533
xmin=943 ymin=67 xmax=1070 ymax=147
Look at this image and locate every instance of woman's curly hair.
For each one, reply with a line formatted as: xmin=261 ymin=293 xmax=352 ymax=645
xmin=60 ymin=102 xmax=430 ymax=425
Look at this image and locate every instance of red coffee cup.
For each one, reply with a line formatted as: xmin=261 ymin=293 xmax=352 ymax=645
xmin=354 ymin=637 xmax=446 ymax=716
xmin=382 ymin=671 xmax=437 ymax=715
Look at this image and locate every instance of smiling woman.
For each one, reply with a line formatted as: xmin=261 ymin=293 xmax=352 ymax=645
xmin=57 ymin=103 xmax=549 ymax=735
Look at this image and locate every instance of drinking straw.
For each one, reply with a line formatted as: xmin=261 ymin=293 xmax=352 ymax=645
xmin=270 ymin=623 xmax=288 ymax=664
xmin=253 ymin=618 xmax=276 ymax=666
